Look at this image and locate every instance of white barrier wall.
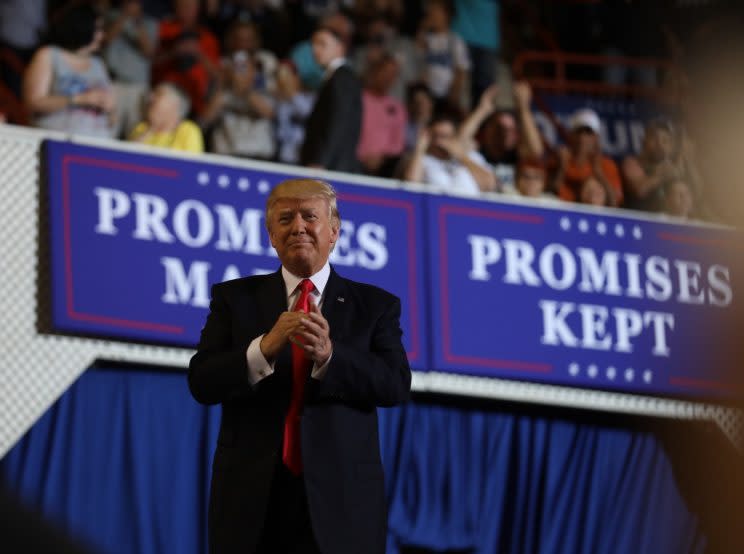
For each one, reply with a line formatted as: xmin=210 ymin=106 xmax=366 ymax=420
xmin=0 ymin=124 xmax=740 ymax=458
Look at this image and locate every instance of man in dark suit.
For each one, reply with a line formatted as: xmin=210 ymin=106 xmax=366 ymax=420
xmin=299 ymin=23 xmax=362 ymax=173
xmin=188 ymin=178 xmax=411 ymax=554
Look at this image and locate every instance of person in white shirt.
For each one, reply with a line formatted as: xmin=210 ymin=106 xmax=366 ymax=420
xmin=402 ymin=112 xmax=496 ymax=196
xmin=414 ymin=0 xmax=471 ymax=111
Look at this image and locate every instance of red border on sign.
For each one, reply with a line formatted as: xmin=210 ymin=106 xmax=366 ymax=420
xmin=337 ymin=192 xmax=421 ymax=362
xmin=437 ymin=204 xmax=552 ymax=373
xmin=62 ymin=154 xmax=185 ymax=334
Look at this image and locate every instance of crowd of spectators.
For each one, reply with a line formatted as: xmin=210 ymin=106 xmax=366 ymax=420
xmin=0 ymin=0 xmax=712 ymax=221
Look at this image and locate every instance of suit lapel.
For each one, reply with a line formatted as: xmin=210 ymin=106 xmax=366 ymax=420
xmin=254 ymin=269 xmax=287 ymax=328
xmin=253 ymin=269 xmax=293 ymax=372
xmin=322 ymin=268 xmax=349 ymax=341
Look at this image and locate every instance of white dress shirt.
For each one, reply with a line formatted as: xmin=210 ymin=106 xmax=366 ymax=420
xmin=323 ymin=57 xmax=347 ymax=81
xmin=246 ymin=263 xmax=333 ymax=385
xmin=421 ymin=151 xmax=490 ymax=196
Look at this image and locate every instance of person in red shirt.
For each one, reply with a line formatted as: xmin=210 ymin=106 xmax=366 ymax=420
xmin=554 ymin=108 xmax=623 ymax=207
xmin=152 ymin=0 xmax=220 ymax=119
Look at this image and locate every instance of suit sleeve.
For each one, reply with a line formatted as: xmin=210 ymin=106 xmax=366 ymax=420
xmin=306 ymin=70 xmax=361 ymax=168
xmin=315 ymin=295 xmax=411 ymax=409
xmin=188 ymin=285 xmax=254 ymax=405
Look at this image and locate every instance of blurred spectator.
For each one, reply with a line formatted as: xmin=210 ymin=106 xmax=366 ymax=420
xmin=415 ymin=0 xmax=471 ymax=111
xmin=405 ymin=83 xmax=434 ymax=149
xmin=554 ymin=109 xmax=623 ymax=207
xmin=662 ymin=178 xmax=694 ymax=219
xmin=204 ymin=0 xmax=289 ymax=57
xmin=402 ymin=112 xmax=496 ymax=195
xmin=352 ymin=0 xmax=403 ymax=30
xmin=102 ymin=0 xmax=159 ymax=138
xmin=103 ymin=0 xmax=158 ymax=84
xmin=357 ymin=53 xmax=407 ymax=177
xmin=23 ymin=3 xmax=117 ymax=139
xmin=129 ymin=81 xmax=204 ymax=151
xmin=352 ymin=15 xmax=417 ymax=101
xmin=290 ymin=11 xmax=353 ymax=91
xmin=0 ymin=82 xmax=28 ymax=126
xmin=152 ymin=0 xmax=220 ymax=120
xmin=1 ymin=483 xmax=96 ymax=554
xmin=299 ymin=22 xmax=362 ymax=172
xmin=274 ymin=60 xmax=314 ymax=164
xmin=285 ymin=0 xmax=343 ymax=47
xmin=621 ymin=118 xmax=679 ymax=212
xmin=578 ymin=174 xmax=611 ymax=207
xmin=208 ymin=51 xmax=276 ymax=159
xmin=458 ymin=81 xmax=544 ymax=193
xmin=451 ymin=0 xmax=500 ymax=101
xmin=0 ymin=0 xmax=46 ymax=99
xmin=222 ymin=20 xmax=278 ymax=94
xmin=598 ymin=1 xmax=665 ymax=88
xmin=515 ymin=160 xmax=549 ymax=199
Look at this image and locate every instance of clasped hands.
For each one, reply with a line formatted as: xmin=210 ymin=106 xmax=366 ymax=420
xmin=260 ymin=301 xmax=332 ymax=367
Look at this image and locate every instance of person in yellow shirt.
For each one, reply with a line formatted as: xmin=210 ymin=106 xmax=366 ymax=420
xmin=130 ymin=82 xmax=203 ymax=152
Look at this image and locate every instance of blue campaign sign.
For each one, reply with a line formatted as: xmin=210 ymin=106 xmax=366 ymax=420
xmin=428 ymin=194 xmax=744 ymax=398
xmin=45 ymin=140 xmax=428 ymax=369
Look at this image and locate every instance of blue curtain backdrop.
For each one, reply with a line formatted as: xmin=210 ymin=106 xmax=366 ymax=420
xmin=1 ymin=366 xmax=706 ymax=554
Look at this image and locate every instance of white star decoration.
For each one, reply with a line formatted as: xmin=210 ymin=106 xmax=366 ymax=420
xmin=559 ymin=217 xmax=642 ymax=240
xmin=566 ymin=364 xmax=651 ymax=385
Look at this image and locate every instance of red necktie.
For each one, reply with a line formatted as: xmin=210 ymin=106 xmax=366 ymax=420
xmin=282 ymin=278 xmax=314 ymax=475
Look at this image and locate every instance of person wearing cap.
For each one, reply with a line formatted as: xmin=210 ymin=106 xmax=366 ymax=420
xmin=554 ymin=108 xmax=623 ymax=207
xmin=621 ymin=118 xmax=681 ymax=212
xmin=189 ymin=178 xmax=411 ymax=554
xmin=299 ymin=18 xmax=363 ymax=173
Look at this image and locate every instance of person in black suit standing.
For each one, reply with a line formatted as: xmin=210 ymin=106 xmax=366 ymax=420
xmin=189 ymin=178 xmax=411 ymax=554
xmin=300 ymin=23 xmax=362 ymax=173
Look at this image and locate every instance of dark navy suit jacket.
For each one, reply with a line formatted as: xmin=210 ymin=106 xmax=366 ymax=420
xmin=299 ymin=64 xmax=362 ymax=172
xmin=188 ymin=267 xmax=411 ymax=554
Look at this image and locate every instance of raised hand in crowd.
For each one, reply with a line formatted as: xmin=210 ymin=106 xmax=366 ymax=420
xmin=414 ymin=127 xmax=431 ymax=154
xmin=457 ymin=83 xmax=499 ymax=144
xmin=105 ymin=0 xmax=156 ymax=59
xmin=512 ymin=80 xmax=531 ymax=109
